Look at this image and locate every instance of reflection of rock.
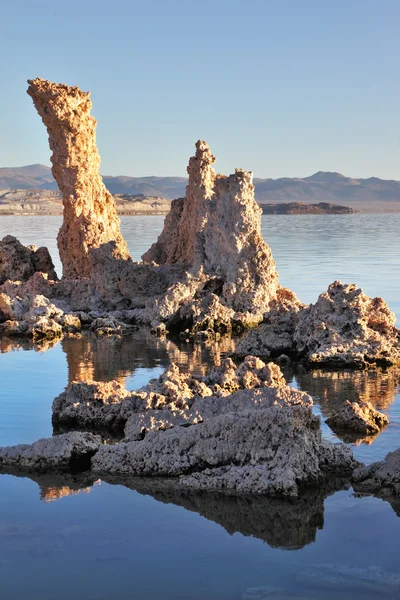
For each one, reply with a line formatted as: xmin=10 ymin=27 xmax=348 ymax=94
xmin=0 ymin=432 xmax=101 ymax=472
xmin=352 ymin=448 xmax=400 ymax=498
xmin=61 ymin=329 xmax=171 ymax=385
xmin=294 ymin=365 xmax=400 ymax=414
xmin=27 ymin=78 xmax=131 ymax=279
xmin=298 ymin=563 xmax=400 ymax=596
xmin=294 ymin=281 xmax=400 ymax=367
xmin=0 ymin=235 xmax=57 ymax=286
xmin=101 ymin=475 xmax=348 ymax=550
xmin=326 ymin=400 xmax=389 ymax=436
xmin=0 ymin=335 xmax=61 ymax=354
xmin=0 ymin=469 xmax=100 ymax=502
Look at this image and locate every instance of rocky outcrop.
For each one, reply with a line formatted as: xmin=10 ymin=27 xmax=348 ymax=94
xmin=0 ymin=235 xmax=57 ymax=285
xmin=141 ymin=141 xmax=285 ymax=330
xmin=294 ymin=281 xmax=400 ymax=367
xmin=352 ymin=449 xmax=400 ymax=497
xmin=235 ymin=288 xmax=306 ymax=358
xmin=52 ymin=356 xmax=305 ymax=435
xmin=0 ymin=432 xmax=101 ymax=472
xmin=92 ymin=404 xmax=357 ymax=496
xmin=0 ymin=273 xmax=80 ymax=339
xmin=326 ymin=400 xmax=389 ymax=435
xmin=237 ymin=281 xmax=400 ymax=367
xmin=27 ymin=78 xmax=131 ymax=279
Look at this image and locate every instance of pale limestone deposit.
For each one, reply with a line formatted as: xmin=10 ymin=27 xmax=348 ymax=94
xmin=352 ymin=448 xmax=400 ymax=497
xmin=0 ymin=432 xmax=101 ymax=472
xmin=27 ymin=78 xmax=131 ymax=279
xmin=326 ymin=400 xmax=389 ymax=435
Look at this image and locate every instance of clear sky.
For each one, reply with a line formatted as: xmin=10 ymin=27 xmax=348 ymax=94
xmin=1 ymin=0 xmax=399 ymax=179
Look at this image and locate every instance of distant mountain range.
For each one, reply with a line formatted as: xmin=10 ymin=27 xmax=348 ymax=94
xmin=1 ymin=165 xmax=399 ymax=208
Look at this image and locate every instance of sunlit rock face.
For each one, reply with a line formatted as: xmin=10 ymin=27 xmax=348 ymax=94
xmin=142 ymin=141 xmax=282 ymax=328
xmin=144 ymin=141 xmax=216 ymax=266
xmin=27 ymin=78 xmax=131 ymax=279
xmin=294 ymin=281 xmax=400 ymax=367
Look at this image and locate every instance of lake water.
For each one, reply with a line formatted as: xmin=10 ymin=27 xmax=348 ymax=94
xmin=0 ymin=214 xmax=400 ymax=599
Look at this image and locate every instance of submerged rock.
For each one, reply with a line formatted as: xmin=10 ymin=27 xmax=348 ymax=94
xmin=27 ymin=78 xmax=131 ymax=279
xmin=0 ymin=432 xmax=102 ymax=472
xmin=352 ymin=448 xmax=400 ymax=497
xmin=326 ymin=400 xmax=389 ymax=435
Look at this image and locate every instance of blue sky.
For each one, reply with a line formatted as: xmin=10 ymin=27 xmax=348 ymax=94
xmin=1 ymin=0 xmax=399 ymax=178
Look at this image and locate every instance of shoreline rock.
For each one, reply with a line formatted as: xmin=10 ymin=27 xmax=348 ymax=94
xmin=326 ymin=400 xmax=389 ymax=436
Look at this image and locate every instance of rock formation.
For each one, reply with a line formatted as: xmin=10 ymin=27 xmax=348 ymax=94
xmin=352 ymin=448 xmax=400 ymax=497
xmin=326 ymin=400 xmax=389 ymax=435
xmin=237 ymin=281 xmax=400 ymax=367
xmin=52 ymin=356 xmax=305 ymax=435
xmin=92 ymin=403 xmax=357 ymax=496
xmin=27 ymin=78 xmax=131 ymax=279
xmin=0 ymin=432 xmax=101 ymax=472
xmin=142 ymin=140 xmax=283 ymax=329
xmin=294 ymin=281 xmax=400 ymax=367
xmin=0 ymin=235 xmax=57 ymax=285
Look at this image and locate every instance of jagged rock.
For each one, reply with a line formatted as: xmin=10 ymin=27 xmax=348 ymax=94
xmin=294 ymin=281 xmax=400 ymax=367
xmin=141 ymin=141 xmax=286 ymax=330
xmin=143 ymin=140 xmax=216 ymax=266
xmin=326 ymin=400 xmax=389 ymax=435
xmin=236 ymin=289 xmax=306 ymax=358
xmin=92 ymin=405 xmax=357 ymax=495
xmin=123 ymin=385 xmax=312 ymax=441
xmin=0 ymin=274 xmax=81 ymax=339
xmin=0 ymin=235 xmax=57 ymax=285
xmin=52 ymin=380 xmax=134 ymax=432
xmin=52 ymin=356 xmax=303 ymax=435
xmin=27 ymin=78 xmax=131 ymax=279
xmin=352 ymin=449 xmax=400 ymax=497
xmin=0 ymin=432 xmax=101 ymax=472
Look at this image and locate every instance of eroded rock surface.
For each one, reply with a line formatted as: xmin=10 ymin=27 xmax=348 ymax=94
xmin=27 ymin=78 xmax=131 ymax=279
xmin=0 ymin=432 xmax=101 ymax=472
xmin=0 ymin=235 xmax=57 ymax=285
xmin=352 ymin=448 xmax=400 ymax=497
xmin=294 ymin=281 xmax=400 ymax=367
xmin=326 ymin=400 xmax=389 ymax=435
xmin=92 ymin=404 xmax=357 ymax=496
xmin=141 ymin=140 xmax=287 ymax=330
xmin=52 ymin=356 xmax=304 ymax=435
xmin=237 ymin=281 xmax=400 ymax=367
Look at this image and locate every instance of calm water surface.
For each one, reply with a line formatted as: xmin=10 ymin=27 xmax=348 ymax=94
xmin=0 ymin=214 xmax=400 ymax=599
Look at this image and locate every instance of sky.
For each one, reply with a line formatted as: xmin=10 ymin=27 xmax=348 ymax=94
xmin=1 ymin=0 xmax=399 ymax=179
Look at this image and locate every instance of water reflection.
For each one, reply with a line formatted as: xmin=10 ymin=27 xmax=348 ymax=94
xmin=0 ymin=468 xmax=350 ymax=551
xmin=293 ymin=366 xmax=400 ymax=414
